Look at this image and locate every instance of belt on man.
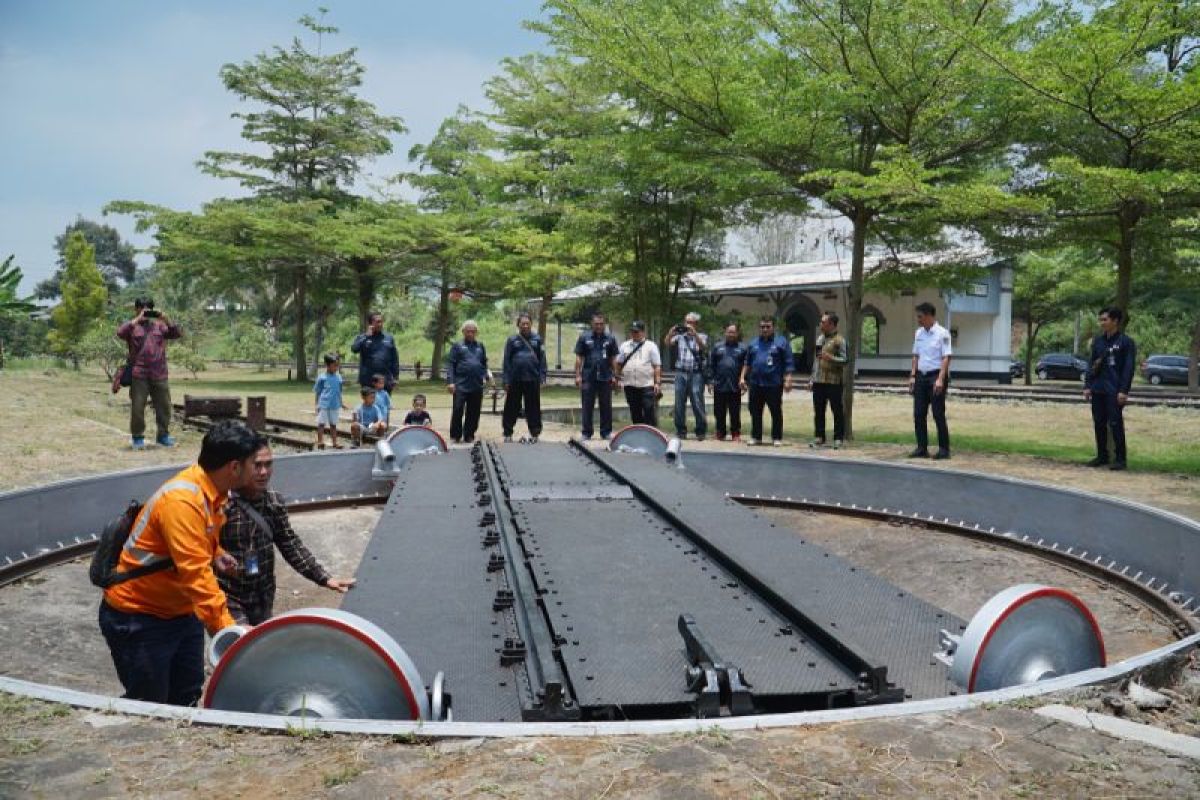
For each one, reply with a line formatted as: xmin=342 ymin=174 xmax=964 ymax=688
xmin=919 ymin=369 xmax=942 ymax=377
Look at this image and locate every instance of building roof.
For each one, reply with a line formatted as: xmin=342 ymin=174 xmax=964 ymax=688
xmin=553 ymin=247 xmax=993 ymax=302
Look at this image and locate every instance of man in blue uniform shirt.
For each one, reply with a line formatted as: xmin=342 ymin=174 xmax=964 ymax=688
xmin=738 ymin=316 xmax=794 ymax=445
xmin=708 ymin=323 xmax=747 ymax=441
xmin=446 ymin=320 xmax=492 ymax=443
xmin=350 ymin=312 xmax=400 ymax=390
xmin=501 ymin=312 xmax=548 ymax=442
xmin=1084 ymin=306 xmax=1136 ymax=471
xmin=574 ymin=312 xmax=620 ymax=440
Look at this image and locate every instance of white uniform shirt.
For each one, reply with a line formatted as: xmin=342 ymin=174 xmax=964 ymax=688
xmin=913 ymin=322 xmax=952 ymax=374
xmin=617 ymin=339 xmax=661 ymax=388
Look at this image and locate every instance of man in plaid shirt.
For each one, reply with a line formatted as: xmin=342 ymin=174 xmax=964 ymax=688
xmin=218 ymin=443 xmax=356 ymax=624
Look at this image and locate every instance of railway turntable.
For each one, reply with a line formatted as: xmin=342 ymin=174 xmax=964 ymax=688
xmin=213 ymin=438 xmax=980 ymax=722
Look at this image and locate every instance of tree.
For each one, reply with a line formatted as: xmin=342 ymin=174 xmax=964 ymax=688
xmin=0 ymin=255 xmax=37 ymax=368
xmin=191 ymin=11 xmax=405 ymax=379
xmin=539 ymin=0 xmax=1029 ymax=434
xmin=47 ymin=233 xmax=108 ymax=367
xmin=36 ymin=217 xmax=138 ymax=299
xmin=958 ymin=0 xmax=1200 ymax=313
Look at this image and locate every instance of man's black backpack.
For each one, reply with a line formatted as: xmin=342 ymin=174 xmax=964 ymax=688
xmin=88 ymin=500 xmax=175 ymax=588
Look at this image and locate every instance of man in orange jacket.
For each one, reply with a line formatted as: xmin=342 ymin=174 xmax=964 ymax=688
xmin=99 ymin=420 xmax=266 ymax=705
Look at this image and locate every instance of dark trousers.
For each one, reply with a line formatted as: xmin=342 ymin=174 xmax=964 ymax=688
xmin=812 ymin=383 xmax=845 ymax=441
xmin=713 ymin=390 xmax=742 ymax=437
xmin=502 ymin=381 xmax=542 ymax=437
xmin=130 ymin=377 xmax=172 ymax=440
xmin=98 ymin=601 xmax=204 ymax=706
xmin=749 ymin=385 xmax=784 ymax=441
xmin=624 ymin=386 xmax=658 ymax=428
xmin=224 ymin=588 xmax=275 ymax=626
xmin=1090 ymin=392 xmax=1126 ymax=463
xmin=913 ymin=371 xmax=950 ymax=453
xmin=450 ymin=389 xmax=484 ymax=441
xmin=580 ymin=379 xmax=613 ymax=438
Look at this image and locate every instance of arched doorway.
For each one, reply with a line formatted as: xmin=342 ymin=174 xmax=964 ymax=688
xmin=780 ymin=294 xmax=823 ymax=375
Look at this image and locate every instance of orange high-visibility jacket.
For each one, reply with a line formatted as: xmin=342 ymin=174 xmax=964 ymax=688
xmin=103 ymin=464 xmax=235 ymax=633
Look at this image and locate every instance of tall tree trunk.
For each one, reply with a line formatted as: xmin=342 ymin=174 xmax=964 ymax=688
xmin=430 ymin=263 xmax=451 ymax=382
xmin=842 ymin=208 xmax=869 ymax=439
xmin=1189 ymin=315 xmax=1200 ymax=394
xmin=1023 ymin=305 xmax=1035 ymax=386
xmin=352 ymin=256 xmax=376 ymax=328
xmin=537 ymin=275 xmax=553 ymax=341
xmin=312 ymin=304 xmax=329 ymax=371
xmin=292 ymin=266 xmax=308 ymax=382
xmin=1115 ymin=211 xmax=1135 ymax=315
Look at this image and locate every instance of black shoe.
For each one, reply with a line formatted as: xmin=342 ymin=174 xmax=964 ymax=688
xmin=907 ymin=449 xmax=930 ymax=458
xmin=1086 ymin=457 xmax=1109 ymax=468
xmin=1109 ymin=461 xmax=1127 ymax=471
xmin=933 ymin=450 xmax=951 ymax=460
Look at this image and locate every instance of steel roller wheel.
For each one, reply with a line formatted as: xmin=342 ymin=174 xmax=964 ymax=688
xmin=202 ymin=608 xmax=430 ymax=720
xmin=948 ymin=584 xmax=1105 ymax=693
xmin=386 ymin=425 xmax=448 ymax=456
xmin=608 ymin=424 xmax=669 ymax=457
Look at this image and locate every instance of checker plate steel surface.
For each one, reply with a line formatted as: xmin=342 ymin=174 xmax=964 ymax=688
xmin=497 ymin=443 xmax=862 ymax=712
xmin=342 ymin=450 xmax=525 ymax=722
xmin=590 ymin=450 xmax=963 ymax=701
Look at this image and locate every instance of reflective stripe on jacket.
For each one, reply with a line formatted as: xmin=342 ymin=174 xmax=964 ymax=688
xmin=103 ymin=464 xmax=234 ymax=633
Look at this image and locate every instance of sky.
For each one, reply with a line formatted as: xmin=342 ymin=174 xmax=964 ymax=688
xmin=0 ymin=0 xmax=548 ymax=294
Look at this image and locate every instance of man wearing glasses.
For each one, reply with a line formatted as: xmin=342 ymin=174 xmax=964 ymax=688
xmin=739 ymin=316 xmax=794 ymax=445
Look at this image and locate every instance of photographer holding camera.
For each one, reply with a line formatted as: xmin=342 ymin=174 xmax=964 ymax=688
xmin=662 ymin=311 xmax=708 ymax=440
xmin=116 ymin=297 xmax=181 ymax=450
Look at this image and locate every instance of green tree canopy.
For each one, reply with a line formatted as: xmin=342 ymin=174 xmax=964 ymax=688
xmin=47 ymin=233 xmax=108 ymax=367
xmin=35 ymin=217 xmax=138 ymax=299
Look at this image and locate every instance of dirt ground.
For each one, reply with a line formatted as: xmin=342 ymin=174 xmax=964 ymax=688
xmin=2 ymin=373 xmax=1200 ymax=797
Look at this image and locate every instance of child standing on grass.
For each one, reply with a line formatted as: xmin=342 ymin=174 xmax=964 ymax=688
xmin=371 ymin=373 xmax=392 ymax=425
xmin=351 ymin=387 xmax=389 ymax=446
xmin=403 ymin=394 xmax=432 ymax=427
xmin=313 ymin=353 xmax=348 ymax=449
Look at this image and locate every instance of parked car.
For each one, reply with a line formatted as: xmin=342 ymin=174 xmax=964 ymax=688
xmin=1141 ymin=354 xmax=1190 ymax=386
xmin=1009 ymin=359 xmax=1024 ymax=379
xmin=1035 ymin=353 xmax=1088 ymax=381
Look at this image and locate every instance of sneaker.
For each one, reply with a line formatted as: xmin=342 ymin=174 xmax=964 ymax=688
xmin=1109 ymin=461 xmax=1127 ymax=471
xmin=156 ymin=435 xmax=175 ymax=448
xmin=772 ymin=439 xmax=783 ymax=447
xmin=933 ymin=450 xmax=951 ymax=460
xmin=907 ymin=449 xmax=930 ymax=458
xmin=809 ymin=438 xmax=826 ymax=449
xmin=131 ymin=437 xmax=146 ymax=451
xmin=503 ymin=435 xmax=513 ymax=443
xmin=600 ymin=434 xmax=610 ymax=441
xmin=731 ymin=433 xmax=741 ymax=442
xmin=464 ymin=436 xmax=475 ymax=443
xmin=1085 ymin=457 xmax=1109 ymax=468
xmin=747 ymin=438 xmax=760 ymax=446
xmin=581 ymin=434 xmax=593 ymax=441
xmin=715 ymin=434 xmax=726 ymax=441
xmin=832 ymin=440 xmax=843 ymax=450
xmin=696 ymin=435 xmax=705 ymax=442
xmin=530 ymin=436 xmax=539 ymax=444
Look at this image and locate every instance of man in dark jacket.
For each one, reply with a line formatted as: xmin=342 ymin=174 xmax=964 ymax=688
xmin=574 ymin=312 xmax=620 ymax=440
xmin=1084 ymin=306 xmax=1136 ymax=471
xmin=350 ymin=312 xmax=400 ymax=389
xmin=501 ymin=312 xmax=548 ymax=442
xmin=446 ymin=319 xmax=492 ymax=443
xmin=708 ymin=323 xmax=746 ymax=441
xmin=739 ymin=316 xmax=794 ymax=445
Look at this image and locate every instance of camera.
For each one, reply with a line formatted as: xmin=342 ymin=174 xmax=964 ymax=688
xmin=143 ymin=309 xmax=161 ymax=319
xmin=673 ymin=323 xmax=687 ymax=335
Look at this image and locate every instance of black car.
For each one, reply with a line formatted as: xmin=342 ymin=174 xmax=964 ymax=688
xmin=1035 ymin=353 xmax=1087 ymax=381
xmin=1141 ymin=354 xmax=1190 ymax=386
xmin=1009 ymin=359 xmax=1024 ymax=379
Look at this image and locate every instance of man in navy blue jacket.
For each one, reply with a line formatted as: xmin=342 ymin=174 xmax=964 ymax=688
xmin=739 ymin=316 xmax=794 ymax=445
xmin=708 ymin=323 xmax=747 ymax=441
xmin=574 ymin=312 xmax=620 ymax=440
xmin=446 ymin=320 xmax=492 ymax=443
xmin=350 ymin=312 xmax=400 ymax=389
xmin=1084 ymin=306 xmax=1136 ymax=471
xmin=501 ymin=312 xmax=548 ymax=442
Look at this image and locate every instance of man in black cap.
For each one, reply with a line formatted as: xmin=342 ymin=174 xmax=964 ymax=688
xmin=614 ymin=320 xmax=663 ymax=427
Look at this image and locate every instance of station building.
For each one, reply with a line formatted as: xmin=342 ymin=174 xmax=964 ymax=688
xmin=550 ymin=248 xmax=1014 ymax=383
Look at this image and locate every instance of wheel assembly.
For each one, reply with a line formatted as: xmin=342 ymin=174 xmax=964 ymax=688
xmin=938 ymin=584 xmax=1106 ymax=692
xmin=202 ymin=608 xmax=436 ymax=720
xmin=608 ymin=424 xmax=670 ymax=458
xmin=373 ymin=425 xmax=448 ymax=478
